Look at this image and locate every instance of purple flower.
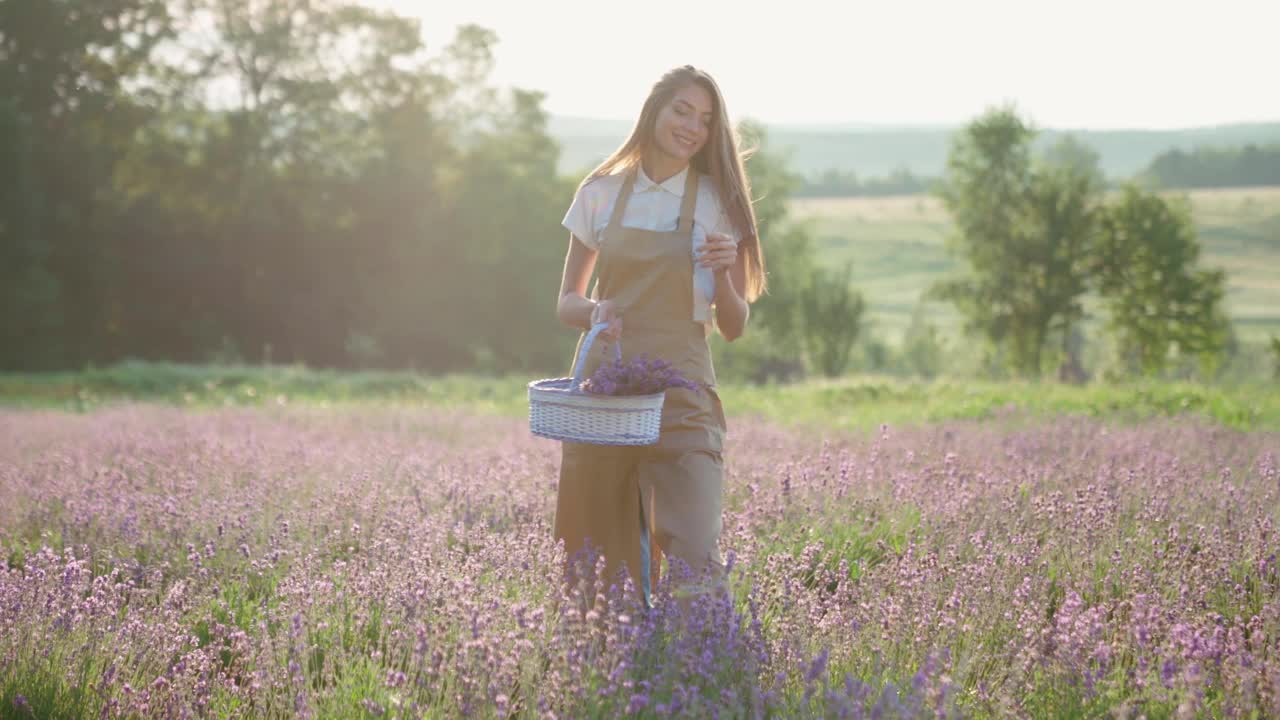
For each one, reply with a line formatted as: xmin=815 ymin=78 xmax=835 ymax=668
xmin=626 ymin=692 xmax=650 ymax=714
xmin=5 ymin=393 xmax=1277 ymax=719
xmin=806 ymin=648 xmax=830 ymax=684
xmin=580 ymin=354 xmax=701 ymax=396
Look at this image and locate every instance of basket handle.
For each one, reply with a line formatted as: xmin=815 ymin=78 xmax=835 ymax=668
xmin=572 ymin=321 xmax=622 ymax=389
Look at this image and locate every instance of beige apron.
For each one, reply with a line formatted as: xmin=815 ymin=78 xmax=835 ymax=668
xmin=553 ymin=167 xmax=728 ymax=601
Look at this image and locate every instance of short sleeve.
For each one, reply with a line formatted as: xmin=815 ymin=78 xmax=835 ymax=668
xmin=562 ymin=184 xmax=600 ymax=250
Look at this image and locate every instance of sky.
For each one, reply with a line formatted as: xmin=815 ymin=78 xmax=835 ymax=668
xmin=367 ymin=0 xmax=1279 ymax=130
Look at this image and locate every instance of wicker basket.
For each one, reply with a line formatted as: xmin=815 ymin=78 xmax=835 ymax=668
xmin=528 ymin=322 xmax=665 ymax=446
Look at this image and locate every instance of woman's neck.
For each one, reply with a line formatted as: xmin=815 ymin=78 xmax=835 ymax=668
xmin=641 ymin=152 xmax=687 ymax=185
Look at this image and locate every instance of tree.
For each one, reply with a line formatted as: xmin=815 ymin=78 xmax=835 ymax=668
xmin=0 ymin=0 xmax=585 ymax=374
xmin=0 ymin=0 xmax=174 ymax=369
xmin=0 ymin=99 xmax=61 ymax=369
xmin=1144 ymin=144 xmax=1280 ymax=189
xmin=933 ymin=107 xmax=1102 ymax=377
xmin=447 ymin=84 xmax=575 ymax=371
xmin=799 ymin=264 xmax=865 ymax=377
xmin=173 ymin=0 xmax=441 ymax=364
xmin=1029 ymin=136 xmax=1105 ymax=378
xmin=1094 ymin=185 xmax=1230 ymax=376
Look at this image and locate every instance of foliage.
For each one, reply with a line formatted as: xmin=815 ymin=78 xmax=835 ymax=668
xmin=742 ymin=221 xmax=813 ymax=358
xmin=1144 ymin=143 xmax=1280 ymax=189
xmin=4 ymin=1 xmax=1258 ymax=385
xmin=0 ymin=0 xmax=174 ymax=370
xmin=790 ymin=186 xmax=1280 ymax=365
xmin=799 ymin=264 xmax=865 ymax=377
xmin=708 ymin=331 xmax=805 ymax=385
xmin=0 ymin=2 xmax=575 ymax=374
xmin=933 ymin=107 xmax=1104 ymax=378
xmin=1094 ymin=185 xmax=1230 ymax=377
xmin=1 ymin=5 xmax=878 ymax=381
xmin=0 ymin=98 xmax=60 ymax=369
xmin=934 ymin=107 xmax=1233 ymax=381
xmin=723 ymin=123 xmax=868 ymax=382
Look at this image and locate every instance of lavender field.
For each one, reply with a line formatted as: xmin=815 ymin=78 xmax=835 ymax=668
xmin=2 ymin=404 xmax=1278 ymax=718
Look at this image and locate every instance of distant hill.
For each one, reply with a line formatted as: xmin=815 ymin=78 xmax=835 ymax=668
xmin=549 ymin=116 xmax=1280 ymax=180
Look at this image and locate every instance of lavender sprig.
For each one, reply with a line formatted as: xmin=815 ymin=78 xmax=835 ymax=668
xmin=580 ymin=355 xmax=700 ymax=396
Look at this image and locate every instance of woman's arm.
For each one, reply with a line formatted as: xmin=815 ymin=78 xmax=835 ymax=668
xmin=713 ymin=252 xmax=750 ymax=341
xmin=557 ymin=234 xmax=623 ymax=341
xmin=557 ymin=234 xmax=598 ymax=331
xmin=699 ymin=231 xmax=750 ymax=341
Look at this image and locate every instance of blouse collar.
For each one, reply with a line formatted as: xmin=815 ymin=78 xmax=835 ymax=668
xmin=635 ymin=165 xmax=689 ymax=197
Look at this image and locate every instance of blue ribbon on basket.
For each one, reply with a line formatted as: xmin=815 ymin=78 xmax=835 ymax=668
xmin=572 ymin=322 xmax=653 ymax=608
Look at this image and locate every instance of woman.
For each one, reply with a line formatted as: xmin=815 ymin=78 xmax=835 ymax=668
xmin=553 ymin=65 xmax=766 ymax=603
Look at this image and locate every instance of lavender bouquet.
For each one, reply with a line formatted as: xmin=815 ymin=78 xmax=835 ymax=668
xmin=580 ymin=355 xmax=700 ymax=396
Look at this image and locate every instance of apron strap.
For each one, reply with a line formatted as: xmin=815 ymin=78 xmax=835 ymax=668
xmin=607 ymin=169 xmax=639 ymax=233
xmin=677 ymin=169 xmax=698 ymax=234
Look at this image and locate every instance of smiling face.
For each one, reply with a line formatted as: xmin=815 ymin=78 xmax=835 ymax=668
xmin=650 ymin=81 xmax=714 ymax=165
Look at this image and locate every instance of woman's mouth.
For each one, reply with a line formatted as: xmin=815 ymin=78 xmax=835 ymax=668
xmin=673 ymin=133 xmax=699 ymax=152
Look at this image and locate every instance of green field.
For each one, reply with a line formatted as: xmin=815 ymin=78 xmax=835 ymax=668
xmin=790 ymin=186 xmax=1280 ymax=345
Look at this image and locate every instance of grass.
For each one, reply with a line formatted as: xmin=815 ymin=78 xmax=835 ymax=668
xmin=3 ymin=361 xmax=1278 ymax=432
xmin=789 ymin=185 xmax=1280 ymax=344
xmin=725 ymin=376 xmax=1280 ymax=432
xmin=0 ymin=360 xmax=527 ymax=414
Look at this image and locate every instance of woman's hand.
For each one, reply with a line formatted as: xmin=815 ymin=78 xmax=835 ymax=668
xmin=591 ymin=299 xmax=623 ymax=342
xmin=696 ymin=232 xmax=738 ymax=276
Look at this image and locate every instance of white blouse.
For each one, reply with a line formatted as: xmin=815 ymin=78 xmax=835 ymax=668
xmin=561 ymin=165 xmax=736 ymax=324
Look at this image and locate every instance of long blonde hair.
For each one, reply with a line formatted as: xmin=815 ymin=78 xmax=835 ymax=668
xmin=580 ymin=65 xmax=766 ymax=301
